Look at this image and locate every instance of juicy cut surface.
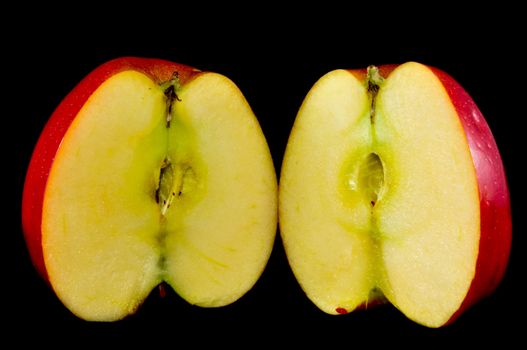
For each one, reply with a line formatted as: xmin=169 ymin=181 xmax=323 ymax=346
xmin=279 ymin=63 xmax=479 ymax=327
xmin=43 ymin=71 xmax=277 ymax=320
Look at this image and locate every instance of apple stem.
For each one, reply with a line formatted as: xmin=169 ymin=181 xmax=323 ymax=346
xmin=161 ymin=72 xmax=182 ymax=128
xmin=367 ymin=66 xmax=384 ymax=90
xmin=367 ymin=66 xmax=384 ymax=123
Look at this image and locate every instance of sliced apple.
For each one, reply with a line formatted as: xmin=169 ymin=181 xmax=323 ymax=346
xmin=22 ymin=58 xmax=277 ymax=321
xmin=279 ymin=62 xmax=511 ymax=327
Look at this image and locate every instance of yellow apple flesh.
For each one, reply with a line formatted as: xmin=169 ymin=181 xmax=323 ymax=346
xmin=279 ymin=62 xmax=490 ymax=327
xmin=41 ymin=68 xmax=277 ymax=321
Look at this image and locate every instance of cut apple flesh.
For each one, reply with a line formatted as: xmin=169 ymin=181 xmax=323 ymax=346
xmin=279 ymin=63 xmax=479 ymax=327
xmin=43 ymin=71 xmax=277 ymax=320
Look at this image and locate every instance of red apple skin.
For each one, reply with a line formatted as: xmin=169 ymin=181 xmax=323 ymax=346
xmin=22 ymin=57 xmax=201 ymax=282
xmin=346 ymin=64 xmax=511 ymax=322
xmin=431 ymin=67 xmax=512 ymax=325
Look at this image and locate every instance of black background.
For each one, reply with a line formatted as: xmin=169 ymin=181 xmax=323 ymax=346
xmin=7 ymin=41 xmax=523 ymax=342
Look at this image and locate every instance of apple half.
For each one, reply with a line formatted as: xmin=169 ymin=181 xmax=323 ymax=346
xmin=279 ymin=62 xmax=511 ymax=327
xmin=22 ymin=58 xmax=277 ymax=321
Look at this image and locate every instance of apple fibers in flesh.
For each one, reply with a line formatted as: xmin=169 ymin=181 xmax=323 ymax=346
xmin=279 ymin=62 xmax=511 ymax=327
xmin=22 ymin=58 xmax=277 ymax=321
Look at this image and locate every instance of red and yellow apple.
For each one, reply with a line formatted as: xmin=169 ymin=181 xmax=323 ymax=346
xmin=22 ymin=57 xmax=277 ymax=321
xmin=279 ymin=62 xmax=511 ymax=327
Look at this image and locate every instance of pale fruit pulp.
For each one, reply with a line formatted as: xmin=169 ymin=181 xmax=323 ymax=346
xmin=43 ymin=71 xmax=277 ymax=320
xmin=279 ymin=63 xmax=479 ymax=327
